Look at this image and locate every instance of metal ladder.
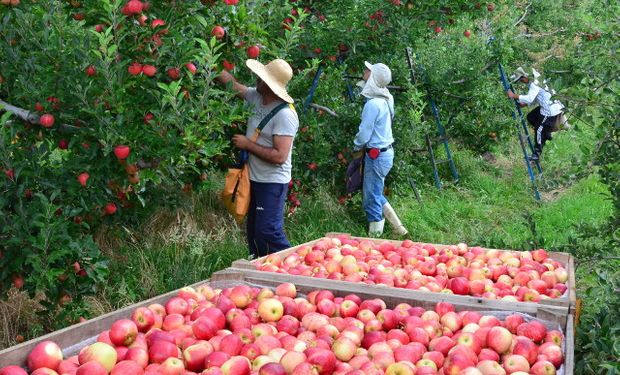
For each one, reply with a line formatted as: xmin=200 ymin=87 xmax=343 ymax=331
xmin=498 ymin=63 xmax=542 ymax=201
xmin=406 ymin=47 xmax=459 ymax=190
xmin=302 ymin=65 xmax=324 ymax=113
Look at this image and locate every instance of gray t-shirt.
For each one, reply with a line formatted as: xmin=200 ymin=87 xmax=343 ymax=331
xmin=244 ymin=88 xmax=299 ymax=184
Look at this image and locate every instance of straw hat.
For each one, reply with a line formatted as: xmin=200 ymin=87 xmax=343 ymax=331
xmin=246 ymin=59 xmax=294 ymax=103
xmin=509 ymin=66 xmax=529 ymax=83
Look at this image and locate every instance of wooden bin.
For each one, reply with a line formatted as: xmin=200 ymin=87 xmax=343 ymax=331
xmin=232 ymin=232 xmax=577 ymax=317
xmin=0 ymin=278 xmax=211 ymax=369
xmin=0 ymin=271 xmax=574 ymax=374
xmin=211 ymin=269 xmax=575 ymax=374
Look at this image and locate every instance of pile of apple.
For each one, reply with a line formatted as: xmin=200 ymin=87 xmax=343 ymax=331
xmin=0 ymin=282 xmax=565 ymax=375
xmin=255 ymin=237 xmax=569 ymax=302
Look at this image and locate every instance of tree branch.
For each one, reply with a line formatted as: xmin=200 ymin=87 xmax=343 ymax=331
xmin=309 ymin=103 xmax=338 ymax=117
xmin=517 ymin=28 xmax=566 ymax=38
xmin=513 ymin=2 xmax=532 ymax=27
xmin=443 ymin=91 xmax=468 ymax=100
xmin=0 ymin=99 xmax=82 ymax=133
xmin=593 ymin=75 xmax=619 ymax=92
xmin=0 ymin=99 xmax=38 ymax=123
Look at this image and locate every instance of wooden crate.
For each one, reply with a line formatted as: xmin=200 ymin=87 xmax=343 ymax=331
xmin=232 ymin=232 xmax=577 ymax=314
xmin=0 ymin=278 xmax=213 ymax=368
xmin=0 ymin=271 xmax=574 ymax=374
xmin=212 ymin=269 xmax=575 ymax=375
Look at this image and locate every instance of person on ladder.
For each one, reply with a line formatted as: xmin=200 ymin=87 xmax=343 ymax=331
xmin=353 ymin=61 xmax=408 ymax=237
xmin=506 ymin=67 xmax=564 ymax=162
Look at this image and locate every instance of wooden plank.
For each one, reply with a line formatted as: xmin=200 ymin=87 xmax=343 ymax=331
xmin=0 ymin=278 xmax=210 ymax=368
xmin=564 ymin=314 xmax=575 ymax=375
xmin=214 ymin=268 xmax=569 ymax=326
xmin=242 ymin=233 xmax=574 ymax=311
xmin=567 ymin=256 xmax=578 ymax=316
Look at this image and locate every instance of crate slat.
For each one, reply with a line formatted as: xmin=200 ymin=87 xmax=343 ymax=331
xmin=214 ymin=268 xmax=569 ymax=326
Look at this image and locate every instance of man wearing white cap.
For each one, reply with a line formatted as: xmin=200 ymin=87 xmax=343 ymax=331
xmin=353 ymin=61 xmax=408 ymax=237
xmin=216 ymin=59 xmax=299 ymax=258
xmin=507 ymin=67 xmax=564 ymax=161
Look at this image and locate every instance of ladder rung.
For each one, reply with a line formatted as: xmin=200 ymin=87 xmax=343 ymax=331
xmin=434 ymin=159 xmax=450 ymax=164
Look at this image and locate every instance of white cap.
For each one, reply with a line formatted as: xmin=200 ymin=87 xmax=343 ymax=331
xmin=364 ymin=61 xmax=392 ymax=87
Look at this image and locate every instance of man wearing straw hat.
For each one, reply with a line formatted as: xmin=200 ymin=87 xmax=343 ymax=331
xmin=216 ymin=59 xmax=299 ymax=258
xmin=507 ymin=67 xmax=564 ymax=161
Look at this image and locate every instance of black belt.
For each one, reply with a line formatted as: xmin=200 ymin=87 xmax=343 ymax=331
xmin=366 ymin=145 xmax=392 ymax=154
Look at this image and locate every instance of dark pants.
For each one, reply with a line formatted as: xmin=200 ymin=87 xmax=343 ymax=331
xmin=526 ymin=107 xmax=558 ymax=156
xmin=247 ymin=181 xmax=290 ymax=258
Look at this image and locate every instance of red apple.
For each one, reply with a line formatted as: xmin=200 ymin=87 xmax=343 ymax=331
xmin=39 ymin=114 xmax=55 ymax=128
xmin=78 ymin=342 xmax=117 ymax=372
xmin=486 ymin=326 xmax=512 ymax=354
xmin=516 ymin=321 xmax=546 ymax=343
xmin=476 ymin=360 xmax=505 ymax=375
xmin=125 ymin=347 xmax=149 ymax=368
xmin=0 ymin=366 xmax=28 ymax=375
xmin=142 ymin=65 xmax=157 ymax=77
xmin=30 ymin=370 xmax=58 ymax=375
xmin=503 ymin=314 xmax=524 ymax=334
xmin=111 ymin=360 xmax=145 ymax=375
xmin=258 ymin=299 xmax=284 ymax=322
xmin=76 ymin=361 xmax=107 ymax=375
xmin=220 ymin=334 xmax=244 ymax=356
xmin=503 ymin=354 xmax=530 ymax=373
xmin=128 ymin=62 xmax=143 ymax=75
xmin=247 ymin=45 xmax=260 ymax=59
xmin=148 ymin=340 xmax=179 ymax=364
xmin=132 ymin=307 xmax=156 ymax=332
xmin=205 ymin=351 xmax=231 ymax=369
xmin=305 ymin=348 xmax=336 ymax=375
xmin=159 ymin=357 xmax=184 ymax=375
xmin=110 ymin=319 xmax=138 ymax=346
xmin=85 ymin=66 xmax=96 ymax=76
xmin=448 ymin=277 xmax=470 ymax=295
xmin=275 ymin=283 xmax=296 ymax=298
xmin=538 ymin=343 xmax=563 ymax=368
xmin=332 ymin=337 xmax=357 ymax=361
xmin=27 ymin=341 xmax=63 ymax=372
xmin=211 ymin=26 xmax=225 ymax=39
xmin=258 ymin=362 xmax=287 ymax=375
xmin=113 ymin=145 xmax=131 ymax=160
xmin=221 ymin=356 xmax=251 ymax=375
xmin=167 ymin=68 xmax=181 ymax=80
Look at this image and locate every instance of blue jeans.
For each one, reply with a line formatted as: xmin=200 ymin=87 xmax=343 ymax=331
xmin=247 ymin=181 xmax=291 ymax=258
xmin=362 ymin=149 xmax=394 ymax=222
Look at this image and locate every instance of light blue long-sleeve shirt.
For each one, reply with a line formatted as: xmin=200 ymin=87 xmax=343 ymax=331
xmin=353 ymin=98 xmax=395 ymax=150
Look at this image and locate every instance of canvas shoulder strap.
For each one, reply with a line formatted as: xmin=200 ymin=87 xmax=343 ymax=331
xmin=257 ymin=102 xmax=293 ymax=132
xmin=241 ymin=103 xmax=294 ymax=166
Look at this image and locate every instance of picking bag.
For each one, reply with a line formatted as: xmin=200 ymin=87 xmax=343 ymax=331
xmin=221 ymin=103 xmax=292 ymax=223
